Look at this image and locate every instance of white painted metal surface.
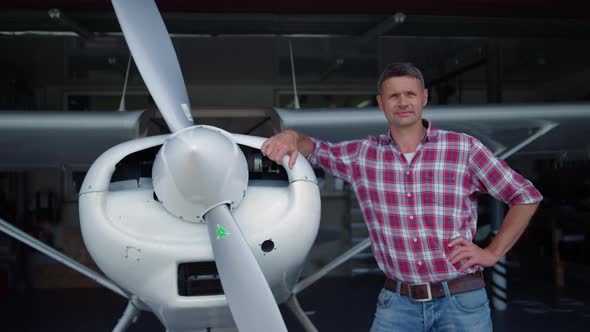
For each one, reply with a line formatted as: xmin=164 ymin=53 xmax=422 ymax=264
xmin=153 ymin=126 xmax=249 ymax=223
xmin=274 ymin=103 xmax=590 ymax=159
xmin=79 ymin=133 xmax=321 ymax=331
xmin=205 ymin=205 xmax=288 ymax=332
xmin=0 ymin=110 xmax=151 ymax=170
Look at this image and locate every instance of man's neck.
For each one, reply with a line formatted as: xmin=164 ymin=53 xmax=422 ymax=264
xmin=390 ymin=121 xmax=427 ymax=154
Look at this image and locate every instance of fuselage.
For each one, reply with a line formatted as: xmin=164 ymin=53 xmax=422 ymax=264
xmin=79 ymin=131 xmax=321 ymax=331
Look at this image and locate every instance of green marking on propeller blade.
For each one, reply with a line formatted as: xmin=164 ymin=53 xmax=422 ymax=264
xmin=216 ymin=224 xmax=229 ymax=240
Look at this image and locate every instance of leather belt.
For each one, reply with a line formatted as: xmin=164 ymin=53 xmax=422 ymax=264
xmin=384 ymin=272 xmax=485 ymax=302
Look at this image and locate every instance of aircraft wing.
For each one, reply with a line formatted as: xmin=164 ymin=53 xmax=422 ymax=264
xmin=273 ymin=102 xmax=590 ymax=160
xmin=0 ymin=110 xmax=154 ymax=171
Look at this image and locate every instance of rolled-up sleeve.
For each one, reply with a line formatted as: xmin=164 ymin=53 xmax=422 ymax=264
xmin=306 ymin=137 xmax=362 ymax=183
xmin=468 ymin=137 xmax=543 ymax=207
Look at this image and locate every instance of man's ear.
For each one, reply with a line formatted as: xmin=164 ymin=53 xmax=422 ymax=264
xmin=376 ymin=94 xmax=383 ymax=111
xmin=423 ymin=89 xmax=429 ymax=107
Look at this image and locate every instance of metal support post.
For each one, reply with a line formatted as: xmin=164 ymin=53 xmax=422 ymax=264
xmin=490 ymin=199 xmax=508 ymax=311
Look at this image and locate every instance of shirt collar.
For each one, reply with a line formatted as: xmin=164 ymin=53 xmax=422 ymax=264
xmin=378 ymin=118 xmax=438 ymax=146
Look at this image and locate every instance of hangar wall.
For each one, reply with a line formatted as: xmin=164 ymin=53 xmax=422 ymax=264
xmin=3 ymin=35 xmax=589 ymax=113
xmin=1 ymin=28 xmax=590 ymax=288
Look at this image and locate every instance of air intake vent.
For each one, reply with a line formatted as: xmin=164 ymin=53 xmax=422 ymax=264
xmin=178 ymin=262 xmax=223 ymax=296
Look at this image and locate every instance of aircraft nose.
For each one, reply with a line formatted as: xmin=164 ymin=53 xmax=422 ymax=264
xmin=152 ymin=127 xmax=249 ymax=222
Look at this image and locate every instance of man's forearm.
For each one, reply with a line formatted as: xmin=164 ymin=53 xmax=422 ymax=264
xmin=486 ymin=202 xmax=539 ymax=260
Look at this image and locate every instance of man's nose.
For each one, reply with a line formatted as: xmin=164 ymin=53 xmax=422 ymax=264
xmin=399 ymin=95 xmax=408 ymax=106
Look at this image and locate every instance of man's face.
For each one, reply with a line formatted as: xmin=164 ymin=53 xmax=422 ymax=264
xmin=376 ymin=76 xmax=428 ymax=130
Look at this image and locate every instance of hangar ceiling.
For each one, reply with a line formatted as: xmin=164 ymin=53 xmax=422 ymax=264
xmin=1 ymin=0 xmax=589 ymax=38
xmin=0 ymin=0 xmax=589 ymax=121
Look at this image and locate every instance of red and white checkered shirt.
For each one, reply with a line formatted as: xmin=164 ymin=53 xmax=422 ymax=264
xmin=307 ymin=120 xmax=543 ymax=283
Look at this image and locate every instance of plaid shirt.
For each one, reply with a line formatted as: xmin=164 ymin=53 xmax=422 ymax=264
xmin=307 ymin=120 xmax=542 ymax=283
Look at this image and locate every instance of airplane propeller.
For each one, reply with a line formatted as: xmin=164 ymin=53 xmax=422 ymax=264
xmin=112 ymin=0 xmax=193 ymax=133
xmin=112 ymin=0 xmax=288 ymax=330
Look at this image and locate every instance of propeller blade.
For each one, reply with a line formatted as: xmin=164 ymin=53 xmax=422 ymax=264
xmin=112 ymin=0 xmax=193 ymax=132
xmin=205 ymin=204 xmax=288 ymax=332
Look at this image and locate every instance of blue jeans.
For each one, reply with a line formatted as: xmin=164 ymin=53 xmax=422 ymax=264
xmin=370 ymin=281 xmax=492 ymax=332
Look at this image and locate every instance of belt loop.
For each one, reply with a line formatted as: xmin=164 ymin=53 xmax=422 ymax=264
xmin=442 ymin=281 xmax=451 ymax=297
xmin=396 ymin=279 xmax=402 ymax=294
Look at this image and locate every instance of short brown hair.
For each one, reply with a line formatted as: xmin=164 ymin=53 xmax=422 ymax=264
xmin=377 ymin=62 xmax=425 ymax=94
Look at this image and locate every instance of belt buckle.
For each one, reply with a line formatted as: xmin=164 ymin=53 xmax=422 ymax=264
xmin=408 ymin=282 xmax=432 ymax=302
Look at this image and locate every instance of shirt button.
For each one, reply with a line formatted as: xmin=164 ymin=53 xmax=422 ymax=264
xmin=406 ymin=171 xmax=410 ymax=175
xmin=418 ymin=261 xmax=423 ymax=266
xmin=409 ymin=215 xmax=414 ymax=220
xmin=407 ymin=193 xmax=412 ymax=198
xmin=413 ymin=237 xmax=418 ymax=243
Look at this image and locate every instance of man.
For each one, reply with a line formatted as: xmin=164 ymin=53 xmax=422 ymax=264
xmin=261 ymin=63 xmax=542 ymax=331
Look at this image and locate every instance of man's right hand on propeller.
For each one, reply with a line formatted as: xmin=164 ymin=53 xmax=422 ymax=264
xmin=261 ymin=130 xmax=302 ymax=169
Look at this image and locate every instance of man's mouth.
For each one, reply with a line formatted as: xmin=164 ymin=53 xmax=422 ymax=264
xmin=395 ymin=111 xmax=413 ymax=117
